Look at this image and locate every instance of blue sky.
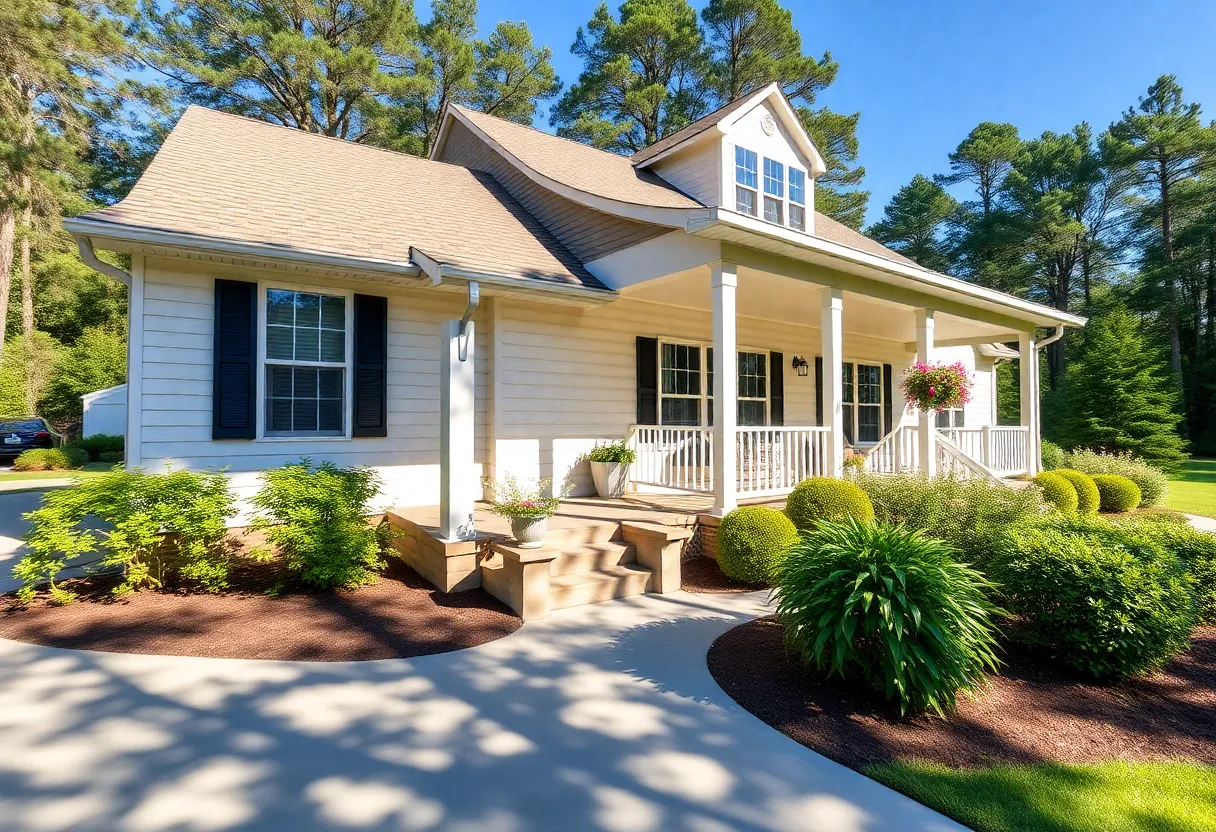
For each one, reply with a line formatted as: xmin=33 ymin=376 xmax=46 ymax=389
xmin=459 ymin=0 xmax=1216 ymax=226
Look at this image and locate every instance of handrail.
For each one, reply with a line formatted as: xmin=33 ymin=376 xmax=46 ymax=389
xmin=935 ymin=432 xmax=1004 ymax=485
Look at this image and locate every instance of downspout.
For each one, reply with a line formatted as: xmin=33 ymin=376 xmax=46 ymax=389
xmin=1029 ymin=325 xmax=1066 ymax=473
xmin=458 ymin=281 xmax=479 ymax=361
xmin=73 ymin=234 xmax=132 ymax=286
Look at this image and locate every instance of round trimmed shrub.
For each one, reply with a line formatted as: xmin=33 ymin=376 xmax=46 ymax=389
xmin=775 ymin=519 xmax=1001 ymax=716
xmin=1066 ymin=449 xmax=1168 ymax=507
xmin=784 ymin=477 xmax=874 ymax=531
xmin=1041 ymin=439 xmax=1065 ymax=471
xmin=990 ymin=517 xmax=1196 ymax=680
xmin=1092 ymin=474 xmax=1141 ymax=512
xmin=1054 ymin=469 xmax=1100 ymax=516
xmin=1033 ymin=472 xmax=1078 ymax=514
xmin=717 ymin=506 xmax=800 ymax=586
xmin=12 ymin=446 xmax=88 ymax=472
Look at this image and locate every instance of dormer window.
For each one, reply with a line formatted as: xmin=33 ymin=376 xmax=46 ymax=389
xmin=735 ymin=146 xmax=758 ymax=216
xmin=789 ymin=168 xmax=806 ymax=231
xmin=763 ymin=158 xmax=784 ymax=224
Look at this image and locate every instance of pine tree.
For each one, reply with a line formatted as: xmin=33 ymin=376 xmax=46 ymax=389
xmin=1062 ymin=304 xmax=1188 ymax=470
xmin=866 ymin=174 xmax=958 ymax=271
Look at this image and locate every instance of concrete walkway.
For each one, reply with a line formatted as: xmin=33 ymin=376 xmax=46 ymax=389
xmin=0 ymin=590 xmax=965 ymax=832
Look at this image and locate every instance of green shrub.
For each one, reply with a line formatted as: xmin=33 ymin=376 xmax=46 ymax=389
xmin=1118 ymin=519 xmax=1216 ymax=624
xmin=98 ymin=450 xmax=124 ymax=463
xmin=71 ymin=434 xmax=124 ymax=461
xmin=784 ymin=477 xmax=874 ymax=531
xmin=586 ymin=441 xmax=637 ymax=464
xmin=13 ymin=468 xmax=238 ymax=603
xmin=1054 ymin=469 xmax=1100 ymax=516
xmin=989 ymin=517 xmax=1196 ymax=679
xmin=12 ymin=446 xmax=89 ymax=471
xmin=775 ymin=519 xmax=1002 ymax=716
xmin=1041 ymin=439 xmax=1065 ymax=471
xmin=852 ymin=472 xmax=1045 ymax=567
xmin=1034 ymin=472 xmax=1078 ymax=514
xmin=1066 ymin=449 xmax=1168 ymax=507
xmin=717 ymin=506 xmax=800 ymax=586
xmin=1092 ymin=474 xmax=1141 ymax=512
xmin=250 ymin=460 xmax=387 ymax=590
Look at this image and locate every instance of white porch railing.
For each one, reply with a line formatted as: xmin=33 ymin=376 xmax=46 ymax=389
xmin=627 ymin=425 xmax=830 ymax=496
xmin=862 ymin=424 xmax=920 ymax=474
xmin=935 ymin=432 xmax=1004 ymax=484
xmin=937 ymin=426 xmax=1030 ymax=477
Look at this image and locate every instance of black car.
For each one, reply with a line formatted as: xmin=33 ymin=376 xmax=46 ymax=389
xmin=0 ymin=418 xmax=57 ymax=462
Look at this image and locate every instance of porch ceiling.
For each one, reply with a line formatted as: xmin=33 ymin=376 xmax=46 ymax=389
xmin=620 ymin=266 xmax=1019 ymax=346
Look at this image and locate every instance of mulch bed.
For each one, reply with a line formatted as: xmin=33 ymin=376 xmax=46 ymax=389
xmin=680 ymin=556 xmax=759 ymax=594
xmin=0 ymin=559 xmax=521 ymax=661
xmin=708 ymin=616 xmax=1216 ymax=769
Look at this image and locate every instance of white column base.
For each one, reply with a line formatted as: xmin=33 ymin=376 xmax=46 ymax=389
xmin=440 ymin=319 xmax=476 ymax=541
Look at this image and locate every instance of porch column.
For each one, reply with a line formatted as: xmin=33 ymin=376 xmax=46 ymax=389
xmin=440 ymin=318 xmax=476 ymax=540
xmin=1019 ymin=332 xmax=1039 ymax=475
xmin=820 ymin=287 xmax=844 ymax=478
xmin=711 ymin=261 xmax=738 ymax=515
xmin=916 ymin=309 xmax=937 ymax=476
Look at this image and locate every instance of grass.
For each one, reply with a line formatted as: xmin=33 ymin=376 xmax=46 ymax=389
xmin=0 ymin=462 xmax=112 ymax=483
xmin=868 ymin=760 xmax=1216 ymax=832
xmin=1165 ymin=458 xmax=1216 ymax=519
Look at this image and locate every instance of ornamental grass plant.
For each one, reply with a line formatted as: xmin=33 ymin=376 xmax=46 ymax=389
xmin=774 ymin=519 xmax=1002 ymax=716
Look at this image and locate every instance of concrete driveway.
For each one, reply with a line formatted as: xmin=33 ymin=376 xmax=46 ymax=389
xmin=0 ymin=490 xmax=49 ymax=594
xmin=0 ymin=588 xmax=965 ymax=832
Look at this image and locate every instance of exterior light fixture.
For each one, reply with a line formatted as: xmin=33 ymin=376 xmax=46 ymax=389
xmin=791 ymin=355 xmax=810 ymax=377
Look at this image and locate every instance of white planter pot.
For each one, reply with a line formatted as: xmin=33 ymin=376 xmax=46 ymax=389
xmin=590 ymin=461 xmax=630 ymax=498
xmin=509 ymin=515 xmax=549 ymax=548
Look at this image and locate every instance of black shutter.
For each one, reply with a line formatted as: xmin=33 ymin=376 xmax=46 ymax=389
xmin=212 ymin=279 xmax=257 ymax=439
xmin=769 ymin=352 xmax=784 ymax=426
xmin=814 ymin=356 xmax=823 ymax=425
xmin=352 ymin=294 xmax=388 ymax=437
xmin=636 ymin=337 xmax=659 ymax=425
xmin=883 ymin=363 xmax=894 ymax=435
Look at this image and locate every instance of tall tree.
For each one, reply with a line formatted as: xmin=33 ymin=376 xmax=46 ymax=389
xmin=0 ymin=0 xmax=130 ymax=360
xmin=550 ymin=0 xmax=709 ymax=153
xmin=866 ymin=174 xmax=958 ymax=271
xmin=140 ymin=0 xmax=426 ymax=141
xmin=471 ymin=21 xmax=561 ymax=124
xmin=1061 ymin=303 xmax=1188 ymax=470
xmin=700 ymin=0 xmax=866 ymax=227
xmin=1109 ymin=75 xmax=1216 ymax=389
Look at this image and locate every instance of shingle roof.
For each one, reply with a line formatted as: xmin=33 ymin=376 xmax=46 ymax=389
xmin=629 ymin=93 xmax=757 ymax=166
xmin=812 ymin=212 xmax=920 ymax=268
xmin=83 ymin=106 xmax=604 ymax=290
xmin=452 ymin=105 xmax=701 ymax=209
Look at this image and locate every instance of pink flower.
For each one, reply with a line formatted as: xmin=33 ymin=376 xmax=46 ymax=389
xmin=928 ymin=386 xmax=936 ymax=396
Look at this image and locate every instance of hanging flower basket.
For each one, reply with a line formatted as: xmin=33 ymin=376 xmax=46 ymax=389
xmin=901 ymin=361 xmax=973 ymax=412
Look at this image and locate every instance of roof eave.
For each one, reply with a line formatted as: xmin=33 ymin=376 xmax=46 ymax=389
xmin=410 ymin=246 xmax=618 ymax=307
xmin=688 ymin=210 xmax=1088 ymax=330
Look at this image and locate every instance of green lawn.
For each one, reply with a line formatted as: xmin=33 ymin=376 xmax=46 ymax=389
xmin=0 ymin=462 xmax=112 ymax=483
xmin=868 ymin=760 xmax=1216 ymax=832
xmin=1165 ymin=458 xmax=1216 ymax=519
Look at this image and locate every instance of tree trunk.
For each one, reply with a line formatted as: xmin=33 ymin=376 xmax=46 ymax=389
xmin=0 ymin=206 xmax=13 ymax=361
xmin=1160 ymin=163 xmax=1183 ymax=377
xmin=20 ymin=198 xmax=35 ymax=415
xmin=1206 ymin=230 xmax=1216 ymax=352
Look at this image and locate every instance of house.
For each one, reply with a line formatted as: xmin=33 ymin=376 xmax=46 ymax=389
xmin=64 ymin=84 xmax=1084 ymax=615
xmin=81 ymin=384 xmax=127 ymax=438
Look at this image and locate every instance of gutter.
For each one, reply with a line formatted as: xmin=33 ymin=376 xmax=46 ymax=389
xmin=73 ymin=233 xmax=132 ymax=286
xmin=409 ymin=246 xmax=618 ymax=307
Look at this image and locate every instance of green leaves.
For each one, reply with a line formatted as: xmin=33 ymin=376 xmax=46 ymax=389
xmin=773 ymin=518 xmax=1002 ymax=717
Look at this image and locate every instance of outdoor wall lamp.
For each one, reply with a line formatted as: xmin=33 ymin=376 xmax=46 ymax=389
xmin=791 ymin=355 xmax=810 ymax=377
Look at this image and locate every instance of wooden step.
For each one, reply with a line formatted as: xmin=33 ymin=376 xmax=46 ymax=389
xmin=549 ymin=564 xmax=654 ymax=611
xmin=549 ymin=542 xmax=637 ymax=576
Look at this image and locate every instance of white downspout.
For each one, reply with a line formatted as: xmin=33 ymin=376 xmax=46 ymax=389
xmin=1030 ymin=325 xmax=1066 ymax=474
xmin=73 ymin=234 xmax=132 ymax=286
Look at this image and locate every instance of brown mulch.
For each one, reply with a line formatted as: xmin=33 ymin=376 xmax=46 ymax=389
xmin=708 ymin=616 xmax=1216 ymax=769
xmin=680 ymin=556 xmax=759 ymax=594
xmin=0 ymin=559 xmax=521 ymax=661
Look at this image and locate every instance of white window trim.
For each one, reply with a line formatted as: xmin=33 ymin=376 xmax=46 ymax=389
xmin=657 ymin=338 xmax=770 ymax=427
xmin=255 ymin=280 xmax=356 ymax=442
xmin=841 ymin=359 xmax=885 ymax=446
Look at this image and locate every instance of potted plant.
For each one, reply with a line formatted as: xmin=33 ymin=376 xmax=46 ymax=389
xmin=901 ymin=360 xmax=973 ymax=412
xmin=586 ymin=441 xmax=637 ymax=498
xmin=482 ymin=475 xmax=562 ymax=548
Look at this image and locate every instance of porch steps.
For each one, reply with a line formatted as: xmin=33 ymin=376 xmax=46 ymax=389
xmin=548 ymin=541 xmax=637 ymax=575
xmin=549 ymin=564 xmax=654 ymax=611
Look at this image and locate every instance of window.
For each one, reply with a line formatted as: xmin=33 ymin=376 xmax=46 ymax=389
xmin=660 ymin=341 xmax=768 ymax=427
xmin=789 ymin=167 xmax=806 ymax=232
xmin=840 ymin=361 xmax=883 ymax=445
xmin=763 ymin=158 xmax=784 ymax=224
xmin=264 ymin=288 xmax=349 ymax=436
xmin=936 ymin=408 xmax=966 ymax=428
xmin=735 ymin=146 xmax=758 ymax=216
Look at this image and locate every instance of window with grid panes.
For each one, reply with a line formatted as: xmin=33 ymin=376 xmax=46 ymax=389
xmin=763 ymin=158 xmax=784 ymax=224
xmin=660 ymin=342 xmax=702 ymax=425
xmin=789 ymin=167 xmax=806 ymax=231
xmin=735 ymin=146 xmax=758 ymax=216
xmin=264 ymin=289 xmax=348 ymax=436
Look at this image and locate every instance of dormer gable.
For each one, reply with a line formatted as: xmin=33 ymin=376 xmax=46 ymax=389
xmin=635 ymin=84 xmax=827 ymax=235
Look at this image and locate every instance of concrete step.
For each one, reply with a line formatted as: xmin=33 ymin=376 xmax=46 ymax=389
xmin=549 ymin=542 xmax=637 ymax=576
xmin=549 ymin=564 xmax=653 ymax=611
xmin=533 ymin=520 xmax=623 ymax=549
